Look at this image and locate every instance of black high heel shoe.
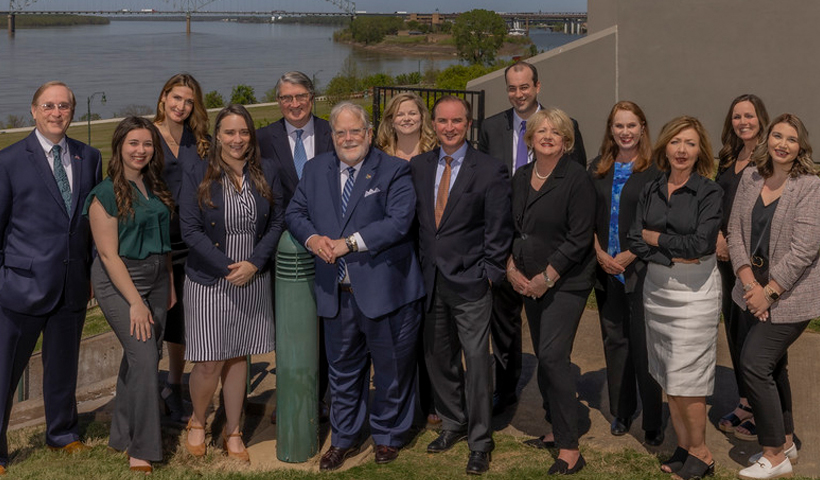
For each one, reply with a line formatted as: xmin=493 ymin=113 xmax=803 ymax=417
xmin=660 ymin=446 xmax=689 ymax=474
xmin=672 ymin=454 xmax=714 ymax=480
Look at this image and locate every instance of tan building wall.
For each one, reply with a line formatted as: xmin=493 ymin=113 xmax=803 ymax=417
xmin=468 ymin=0 xmax=820 ymax=162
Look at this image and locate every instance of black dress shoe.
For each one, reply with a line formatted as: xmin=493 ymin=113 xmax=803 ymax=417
xmin=491 ymin=392 xmax=518 ymax=416
xmin=548 ymin=454 xmax=586 ymax=475
xmin=660 ymin=446 xmax=689 ymax=474
xmin=319 ymin=446 xmax=357 ymax=471
xmin=427 ymin=430 xmax=468 ymax=453
xmin=673 ymin=454 xmax=714 ymax=479
xmin=374 ymin=445 xmax=399 ymax=464
xmin=645 ymin=428 xmax=665 ymax=446
xmin=465 ymin=451 xmax=491 ymax=475
xmin=610 ymin=417 xmax=632 ymax=436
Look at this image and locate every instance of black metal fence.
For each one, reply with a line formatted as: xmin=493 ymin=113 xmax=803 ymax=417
xmin=372 ymin=86 xmax=486 ymax=145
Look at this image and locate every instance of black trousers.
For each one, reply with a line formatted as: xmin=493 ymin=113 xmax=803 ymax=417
xmin=595 ymin=276 xmax=663 ymax=431
xmin=490 ymin=278 xmax=523 ymax=400
xmin=740 ymin=313 xmax=808 ymax=447
xmin=524 ymin=288 xmax=588 ymax=449
xmin=718 ymin=259 xmax=754 ymax=399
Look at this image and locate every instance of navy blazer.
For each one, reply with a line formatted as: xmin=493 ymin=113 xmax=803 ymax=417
xmin=478 ymin=106 xmax=587 ymax=171
xmin=180 ymin=157 xmax=285 ymax=285
xmin=588 ymin=157 xmax=661 ymax=293
xmin=257 ymin=116 xmax=334 ymax=208
xmin=410 ymin=145 xmax=513 ymax=310
xmin=0 ymin=131 xmax=102 ymax=315
xmin=285 ymin=147 xmax=425 ymax=319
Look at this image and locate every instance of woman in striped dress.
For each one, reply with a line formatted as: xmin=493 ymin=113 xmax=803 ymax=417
xmin=179 ymin=104 xmax=284 ymax=462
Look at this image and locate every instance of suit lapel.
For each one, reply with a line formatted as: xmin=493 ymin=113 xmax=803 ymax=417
xmin=526 ymin=157 xmax=568 ymax=209
xmin=66 ymin=138 xmax=84 ymax=219
xmin=340 ymin=150 xmax=377 ymax=231
xmin=315 ymin=117 xmax=333 ymax=155
xmin=503 ymin=109 xmax=515 ymax=171
xmin=769 ymin=177 xmax=794 ymax=255
xmin=27 ymin=133 xmax=69 ymax=217
xmin=274 ymin=119 xmax=300 ymax=188
xmin=326 ymin=156 xmax=343 ymax=228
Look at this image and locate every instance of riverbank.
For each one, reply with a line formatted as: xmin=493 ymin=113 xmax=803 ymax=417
xmin=339 ymin=33 xmax=535 ymax=59
xmin=11 ymin=14 xmax=109 ymax=28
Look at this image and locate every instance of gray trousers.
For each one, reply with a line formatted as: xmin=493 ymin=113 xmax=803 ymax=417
xmin=91 ymin=254 xmax=169 ymax=461
xmin=424 ymin=278 xmax=494 ymax=453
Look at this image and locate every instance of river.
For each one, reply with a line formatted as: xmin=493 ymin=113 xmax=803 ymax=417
xmin=0 ymin=20 xmax=581 ymax=120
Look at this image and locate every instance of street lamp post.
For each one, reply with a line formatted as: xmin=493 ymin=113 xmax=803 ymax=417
xmin=87 ymin=91 xmax=106 ymax=145
xmin=311 ymin=70 xmax=322 ymax=115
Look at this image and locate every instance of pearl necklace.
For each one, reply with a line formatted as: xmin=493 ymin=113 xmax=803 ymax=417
xmin=534 ymin=163 xmax=552 ymax=180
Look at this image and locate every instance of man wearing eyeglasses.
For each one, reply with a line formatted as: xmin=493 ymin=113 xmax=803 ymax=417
xmin=0 ymin=81 xmax=102 ymax=475
xmin=286 ymin=102 xmax=424 ymax=470
xmin=257 ymin=71 xmax=335 ymax=425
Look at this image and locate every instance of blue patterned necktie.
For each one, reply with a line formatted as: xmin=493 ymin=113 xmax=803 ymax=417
xmin=515 ymin=120 xmax=528 ymax=171
xmin=52 ymin=144 xmax=72 ymax=212
xmin=293 ymin=129 xmax=307 ymax=180
xmin=338 ymin=166 xmax=356 ymax=282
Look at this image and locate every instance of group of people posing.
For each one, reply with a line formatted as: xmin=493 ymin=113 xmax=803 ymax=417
xmin=0 ymin=60 xmax=817 ymax=480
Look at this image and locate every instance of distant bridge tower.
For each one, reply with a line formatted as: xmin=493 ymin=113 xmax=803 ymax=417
xmin=8 ymin=0 xmax=36 ymax=36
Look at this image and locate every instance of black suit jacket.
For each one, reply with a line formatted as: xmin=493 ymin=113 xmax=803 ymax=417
xmin=478 ymin=107 xmax=587 ymax=171
xmin=256 ymin=116 xmax=334 ymax=207
xmin=410 ymin=145 xmax=513 ymax=310
xmin=588 ymin=157 xmax=662 ymax=293
xmin=511 ymin=156 xmax=595 ymax=292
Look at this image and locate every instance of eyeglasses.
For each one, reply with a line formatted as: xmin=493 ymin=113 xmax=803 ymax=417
xmin=38 ymin=102 xmax=72 ymax=112
xmin=333 ymin=128 xmax=366 ymax=139
xmin=278 ymin=93 xmax=311 ymax=105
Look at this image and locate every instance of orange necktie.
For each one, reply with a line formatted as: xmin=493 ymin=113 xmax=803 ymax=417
xmin=435 ymin=156 xmax=453 ymax=228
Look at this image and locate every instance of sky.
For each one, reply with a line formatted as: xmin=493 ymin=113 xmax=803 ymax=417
xmin=20 ymin=0 xmax=587 ymax=14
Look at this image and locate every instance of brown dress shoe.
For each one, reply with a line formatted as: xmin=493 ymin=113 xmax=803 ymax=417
xmin=128 ymin=457 xmax=153 ymax=475
xmin=185 ymin=418 xmax=207 ymax=457
xmin=0 ymin=464 xmax=6 ymax=475
xmin=375 ymin=445 xmax=399 ymax=464
xmin=222 ymin=429 xmax=250 ymax=463
xmin=48 ymin=441 xmax=90 ymax=454
xmin=320 ymin=446 xmax=357 ymax=471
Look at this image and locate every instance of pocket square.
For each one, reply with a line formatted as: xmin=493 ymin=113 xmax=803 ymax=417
xmin=364 ymin=188 xmax=381 ymax=197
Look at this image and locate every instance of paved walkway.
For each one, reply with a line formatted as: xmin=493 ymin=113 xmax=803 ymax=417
xmin=10 ymin=308 xmax=820 ymax=476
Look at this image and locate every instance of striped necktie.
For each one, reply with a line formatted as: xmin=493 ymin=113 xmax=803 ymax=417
xmin=338 ymin=166 xmax=356 ymax=282
xmin=52 ymin=144 xmax=72 ymax=212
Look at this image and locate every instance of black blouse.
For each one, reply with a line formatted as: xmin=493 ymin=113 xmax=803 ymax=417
xmin=628 ymin=172 xmax=723 ymax=266
xmin=750 ymin=195 xmax=779 ymax=284
xmin=715 ymin=162 xmax=751 ymax=235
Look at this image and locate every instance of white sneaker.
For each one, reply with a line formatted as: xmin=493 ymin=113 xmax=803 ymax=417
xmin=738 ymin=456 xmax=793 ymax=479
xmin=748 ymin=443 xmax=798 ymax=465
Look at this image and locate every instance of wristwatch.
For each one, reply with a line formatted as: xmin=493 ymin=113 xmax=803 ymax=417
xmin=764 ymin=285 xmax=780 ymax=303
xmin=345 ymin=235 xmax=359 ymax=252
xmin=541 ymin=270 xmax=555 ymax=288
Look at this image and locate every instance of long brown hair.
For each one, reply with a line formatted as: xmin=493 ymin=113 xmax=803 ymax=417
xmin=198 ymin=104 xmax=273 ymax=209
xmin=653 ymin=116 xmax=715 ymax=178
xmin=153 ymin=73 xmax=211 ymax=159
xmin=108 ymin=117 xmax=174 ymax=220
xmin=717 ymin=94 xmax=769 ymax=173
xmin=376 ymin=92 xmax=437 ymax=157
xmin=595 ymin=101 xmax=652 ymax=177
xmin=753 ymin=113 xmax=817 ymax=178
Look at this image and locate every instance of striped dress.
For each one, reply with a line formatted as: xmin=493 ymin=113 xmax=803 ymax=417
xmin=184 ymin=175 xmax=274 ymax=362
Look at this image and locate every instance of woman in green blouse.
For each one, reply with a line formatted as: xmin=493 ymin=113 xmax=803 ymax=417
xmin=84 ymin=116 xmax=175 ymax=474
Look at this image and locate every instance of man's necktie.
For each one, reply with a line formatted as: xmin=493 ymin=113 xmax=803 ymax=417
xmin=52 ymin=144 xmax=71 ymax=212
xmin=338 ymin=166 xmax=356 ymax=282
xmin=435 ymin=156 xmax=453 ymax=228
xmin=515 ymin=120 xmax=528 ymax=171
xmin=293 ymin=129 xmax=307 ymax=180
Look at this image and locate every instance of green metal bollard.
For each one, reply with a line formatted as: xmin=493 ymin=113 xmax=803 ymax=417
xmin=275 ymin=231 xmax=319 ymax=462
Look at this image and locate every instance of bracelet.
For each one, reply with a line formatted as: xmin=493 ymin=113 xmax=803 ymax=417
xmin=742 ymin=280 xmax=759 ymax=292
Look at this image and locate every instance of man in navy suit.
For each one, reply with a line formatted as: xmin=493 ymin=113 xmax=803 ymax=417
xmin=0 ymin=81 xmax=102 ymax=474
xmin=477 ymin=61 xmax=586 ymax=417
xmin=285 ymin=102 xmax=424 ymax=470
xmin=410 ymin=96 xmax=513 ymax=475
xmin=257 ymin=71 xmax=334 ymax=206
xmin=257 ymin=71 xmax=334 ymax=423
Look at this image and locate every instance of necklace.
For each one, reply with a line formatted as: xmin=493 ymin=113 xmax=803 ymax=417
xmin=534 ymin=163 xmax=552 ymax=180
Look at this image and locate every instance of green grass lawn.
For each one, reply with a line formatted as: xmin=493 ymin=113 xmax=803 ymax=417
xmin=7 ymin=421 xmax=816 ymax=480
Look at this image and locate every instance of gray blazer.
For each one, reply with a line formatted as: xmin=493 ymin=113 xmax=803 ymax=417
xmin=728 ymin=167 xmax=820 ymax=323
